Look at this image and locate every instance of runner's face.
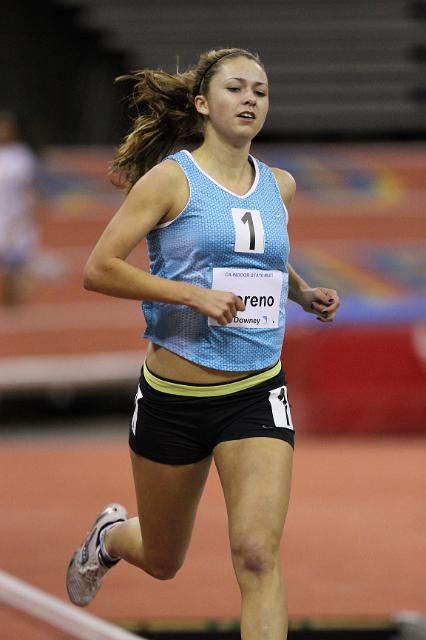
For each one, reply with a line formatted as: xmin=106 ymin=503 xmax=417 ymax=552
xmin=200 ymin=57 xmax=269 ymax=142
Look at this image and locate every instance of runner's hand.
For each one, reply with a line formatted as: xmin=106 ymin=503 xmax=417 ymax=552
xmin=188 ymin=287 xmax=245 ymax=325
xmin=298 ymin=287 xmax=340 ymax=322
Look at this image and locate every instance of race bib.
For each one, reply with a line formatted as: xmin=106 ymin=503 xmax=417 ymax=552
xmin=208 ymin=268 xmax=283 ymax=329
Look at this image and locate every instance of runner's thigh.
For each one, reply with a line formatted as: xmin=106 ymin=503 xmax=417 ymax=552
xmin=131 ymin=451 xmax=212 ymax=562
xmin=214 ymin=437 xmax=293 ymax=548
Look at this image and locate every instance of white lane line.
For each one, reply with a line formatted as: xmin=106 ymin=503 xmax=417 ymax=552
xmin=0 ymin=569 xmax=144 ymax=640
xmin=0 ymin=351 xmax=145 ymax=391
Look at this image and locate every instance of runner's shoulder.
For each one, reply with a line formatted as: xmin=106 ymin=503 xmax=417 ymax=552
xmin=271 ymin=167 xmax=296 ymax=208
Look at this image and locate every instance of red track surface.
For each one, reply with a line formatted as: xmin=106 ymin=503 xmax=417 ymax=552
xmin=1 ymin=434 xmax=425 ymax=638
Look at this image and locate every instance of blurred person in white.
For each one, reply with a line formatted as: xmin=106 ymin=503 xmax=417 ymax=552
xmin=0 ymin=111 xmax=41 ymax=305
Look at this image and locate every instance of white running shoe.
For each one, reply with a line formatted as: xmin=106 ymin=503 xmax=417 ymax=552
xmin=66 ymin=503 xmax=127 ymax=607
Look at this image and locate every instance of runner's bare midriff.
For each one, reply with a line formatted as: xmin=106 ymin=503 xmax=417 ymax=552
xmin=146 ymin=342 xmax=264 ymax=384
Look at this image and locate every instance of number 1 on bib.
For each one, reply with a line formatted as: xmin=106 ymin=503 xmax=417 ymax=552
xmin=231 ymin=208 xmax=265 ymax=254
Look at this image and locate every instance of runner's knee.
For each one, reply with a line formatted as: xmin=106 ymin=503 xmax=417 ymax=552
xmin=143 ymin=555 xmax=184 ymax=580
xmin=231 ymin=534 xmax=280 ymax=577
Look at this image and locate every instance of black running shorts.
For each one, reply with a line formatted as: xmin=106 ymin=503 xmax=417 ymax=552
xmin=129 ymin=361 xmax=295 ymax=465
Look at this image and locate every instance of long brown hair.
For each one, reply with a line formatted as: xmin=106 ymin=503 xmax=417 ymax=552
xmin=111 ymin=48 xmax=263 ymax=191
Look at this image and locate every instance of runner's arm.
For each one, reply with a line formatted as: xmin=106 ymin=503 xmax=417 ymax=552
xmin=83 ymin=162 xmax=244 ymax=324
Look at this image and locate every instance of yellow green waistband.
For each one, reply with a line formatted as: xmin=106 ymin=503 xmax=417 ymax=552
xmin=143 ymin=360 xmax=281 ymax=397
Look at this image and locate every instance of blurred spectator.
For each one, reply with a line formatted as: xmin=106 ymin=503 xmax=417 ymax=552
xmin=0 ymin=111 xmax=41 ymax=305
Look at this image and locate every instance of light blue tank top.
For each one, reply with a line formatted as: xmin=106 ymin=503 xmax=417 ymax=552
xmin=142 ymin=150 xmax=290 ymax=371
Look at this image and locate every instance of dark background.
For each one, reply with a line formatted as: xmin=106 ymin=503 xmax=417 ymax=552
xmin=2 ymin=0 xmax=425 ymax=146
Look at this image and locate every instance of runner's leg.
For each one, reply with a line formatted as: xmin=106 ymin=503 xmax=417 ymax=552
xmin=214 ymin=437 xmax=293 ymax=640
xmin=105 ymin=451 xmax=212 ymax=579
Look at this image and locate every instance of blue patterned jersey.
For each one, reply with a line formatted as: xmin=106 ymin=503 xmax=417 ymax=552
xmin=142 ymin=150 xmax=290 ymax=371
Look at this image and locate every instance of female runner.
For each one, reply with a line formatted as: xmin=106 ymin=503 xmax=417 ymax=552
xmin=67 ymin=48 xmax=340 ymax=640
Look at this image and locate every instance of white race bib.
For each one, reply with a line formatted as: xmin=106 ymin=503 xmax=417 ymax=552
xmin=208 ymin=268 xmax=283 ymax=329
